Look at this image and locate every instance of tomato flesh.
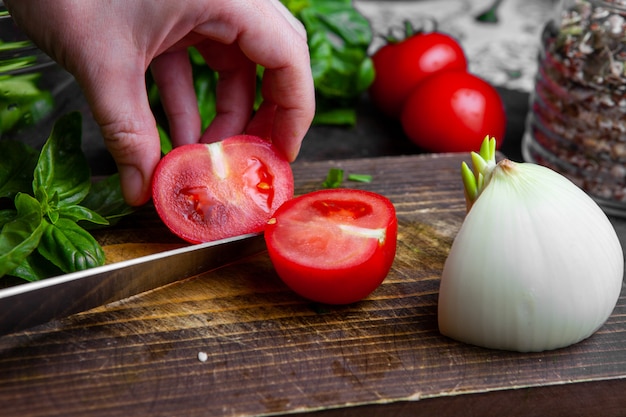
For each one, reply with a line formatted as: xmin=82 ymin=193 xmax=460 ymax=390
xmin=265 ymin=189 xmax=397 ymax=304
xmin=152 ymin=135 xmax=294 ymax=243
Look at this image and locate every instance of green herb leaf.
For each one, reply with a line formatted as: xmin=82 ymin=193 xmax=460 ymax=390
xmin=283 ymin=0 xmax=374 ymax=125
xmin=0 ymin=140 xmax=38 ymax=199
xmin=81 ymin=173 xmax=135 ymax=226
xmin=0 ymin=209 xmax=16 ymax=228
xmin=157 ymin=124 xmax=173 ymax=155
xmin=0 ymin=73 xmax=46 ymax=100
xmin=193 ymin=64 xmax=219 ymax=131
xmin=347 ymin=173 xmax=372 ymax=183
xmin=323 ymin=168 xmax=344 ymax=188
xmin=38 ymin=218 xmax=105 ymax=274
xmin=0 ymin=73 xmax=54 ymax=133
xmin=0 ymin=193 xmax=44 ymax=278
xmin=33 ymin=111 xmax=91 ymax=207
xmin=0 ymin=40 xmax=32 ymax=53
xmin=475 ymin=0 xmax=503 ymax=23
xmin=10 ymin=249 xmax=63 ymax=282
xmin=312 ymin=105 xmax=357 ymax=126
xmin=59 ymin=204 xmax=109 ymax=225
xmin=0 ymin=112 xmax=136 ymax=282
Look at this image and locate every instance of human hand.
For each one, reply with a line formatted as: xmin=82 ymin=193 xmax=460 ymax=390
xmin=4 ymin=0 xmax=315 ymax=206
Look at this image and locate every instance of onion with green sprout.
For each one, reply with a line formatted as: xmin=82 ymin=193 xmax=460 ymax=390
xmin=438 ymin=137 xmax=624 ymax=352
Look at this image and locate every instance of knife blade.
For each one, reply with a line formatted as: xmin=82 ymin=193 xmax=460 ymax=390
xmin=0 ymin=232 xmax=266 ymax=336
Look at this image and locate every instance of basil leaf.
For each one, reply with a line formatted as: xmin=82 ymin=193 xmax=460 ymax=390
xmin=322 ymin=168 xmax=344 ymax=188
xmin=193 ymin=63 xmax=219 ymax=131
xmin=0 ymin=209 xmax=17 ymax=228
xmin=303 ymin=1 xmax=372 ymax=46
xmin=59 ymin=204 xmax=109 ymax=225
xmin=38 ymin=218 xmax=105 ymax=273
xmin=297 ymin=0 xmax=373 ymax=100
xmin=0 ymin=140 xmax=38 ymax=199
xmin=0 ymin=193 xmax=44 ymax=278
xmin=33 ymin=112 xmax=91 ymax=207
xmin=10 ymin=250 xmax=63 ymax=282
xmin=279 ymin=0 xmax=309 ymax=15
xmin=0 ymin=40 xmax=33 ymax=53
xmin=356 ymin=56 xmax=375 ymax=93
xmin=0 ymin=74 xmax=54 ymax=133
xmin=158 ymin=124 xmax=173 ymax=155
xmin=347 ymin=173 xmax=373 ymax=183
xmin=0 ymin=73 xmax=45 ymax=100
xmin=81 ymin=173 xmax=135 ymax=226
xmin=312 ymin=105 xmax=357 ymax=126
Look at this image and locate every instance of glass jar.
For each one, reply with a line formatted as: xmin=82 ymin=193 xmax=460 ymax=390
xmin=522 ymin=0 xmax=626 ymax=216
xmin=0 ymin=2 xmax=76 ymax=145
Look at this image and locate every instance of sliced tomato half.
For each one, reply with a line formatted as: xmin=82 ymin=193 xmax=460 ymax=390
xmin=152 ymin=135 xmax=294 ymax=243
xmin=265 ymin=188 xmax=397 ymax=304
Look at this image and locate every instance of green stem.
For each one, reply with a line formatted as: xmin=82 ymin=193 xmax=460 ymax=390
xmin=461 ymin=136 xmax=497 ymax=211
xmin=475 ymin=0 xmax=504 ymax=23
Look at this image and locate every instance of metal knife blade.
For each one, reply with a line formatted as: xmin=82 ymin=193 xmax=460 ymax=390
xmin=0 ymin=232 xmax=266 ymax=336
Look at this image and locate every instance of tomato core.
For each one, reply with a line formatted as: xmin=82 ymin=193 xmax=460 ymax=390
xmin=180 ymin=186 xmax=217 ymax=222
xmin=243 ymin=157 xmax=274 ymax=212
xmin=312 ymin=199 xmax=373 ymax=220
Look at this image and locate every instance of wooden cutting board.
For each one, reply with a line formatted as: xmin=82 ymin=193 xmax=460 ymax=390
xmin=1 ymin=153 xmax=625 ymax=417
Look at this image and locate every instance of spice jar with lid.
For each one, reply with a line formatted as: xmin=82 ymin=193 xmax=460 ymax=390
xmin=522 ymin=0 xmax=626 ymax=216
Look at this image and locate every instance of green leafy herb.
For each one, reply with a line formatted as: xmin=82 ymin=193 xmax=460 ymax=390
xmin=0 ymin=111 xmax=135 ymax=282
xmin=322 ymin=168 xmax=373 ymax=188
xmin=322 ymin=168 xmax=345 ymax=188
xmin=0 ymin=193 xmax=44 ymax=278
xmin=81 ymin=174 xmax=136 ymax=227
xmin=475 ymin=0 xmax=504 ymax=23
xmin=0 ymin=139 xmax=38 ymax=199
xmin=284 ymin=0 xmax=374 ymax=125
xmin=0 ymin=38 xmax=55 ymax=134
xmin=347 ymin=173 xmax=372 ymax=183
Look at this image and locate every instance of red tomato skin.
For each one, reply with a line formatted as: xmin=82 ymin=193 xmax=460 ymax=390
xmin=265 ymin=189 xmax=398 ymax=305
xmin=369 ymin=32 xmax=467 ymax=118
xmin=400 ymin=71 xmax=506 ymax=153
xmin=152 ymin=135 xmax=294 ymax=243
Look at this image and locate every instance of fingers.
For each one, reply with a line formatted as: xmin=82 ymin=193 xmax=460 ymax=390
xmin=194 ymin=0 xmax=315 ymax=160
xmin=194 ymin=40 xmax=257 ymax=143
xmin=267 ymin=0 xmax=307 ymax=40
xmin=77 ymin=62 xmax=162 ymax=206
xmin=150 ymin=50 xmax=202 ymax=147
xmin=245 ymin=42 xmax=315 ymax=162
xmin=247 ymin=64 xmax=315 ymax=162
xmin=243 ymin=8 xmax=315 ymax=161
xmin=8 ymin=0 xmax=315 ymax=207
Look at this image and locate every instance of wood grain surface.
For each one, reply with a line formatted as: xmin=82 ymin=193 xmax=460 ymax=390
xmin=1 ymin=153 xmax=625 ymax=417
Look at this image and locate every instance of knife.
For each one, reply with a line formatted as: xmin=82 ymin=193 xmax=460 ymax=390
xmin=0 ymin=232 xmax=266 ymax=336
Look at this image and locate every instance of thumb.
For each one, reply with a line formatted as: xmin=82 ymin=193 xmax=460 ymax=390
xmin=77 ymin=68 xmax=161 ymax=206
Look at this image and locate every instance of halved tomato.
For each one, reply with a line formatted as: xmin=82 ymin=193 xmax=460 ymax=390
xmin=152 ymin=135 xmax=294 ymax=243
xmin=264 ymin=188 xmax=397 ymax=304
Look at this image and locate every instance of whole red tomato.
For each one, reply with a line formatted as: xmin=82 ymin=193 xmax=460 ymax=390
xmin=369 ymin=31 xmax=467 ymax=118
xmin=400 ymin=71 xmax=506 ymax=153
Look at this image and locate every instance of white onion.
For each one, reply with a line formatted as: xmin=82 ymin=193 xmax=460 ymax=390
xmin=438 ymin=138 xmax=624 ymax=352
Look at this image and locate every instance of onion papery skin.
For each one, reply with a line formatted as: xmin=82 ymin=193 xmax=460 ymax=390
xmin=438 ymin=161 xmax=624 ymax=352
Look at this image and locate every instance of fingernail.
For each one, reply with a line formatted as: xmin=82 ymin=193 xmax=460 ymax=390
xmin=119 ymin=164 xmax=149 ymax=206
